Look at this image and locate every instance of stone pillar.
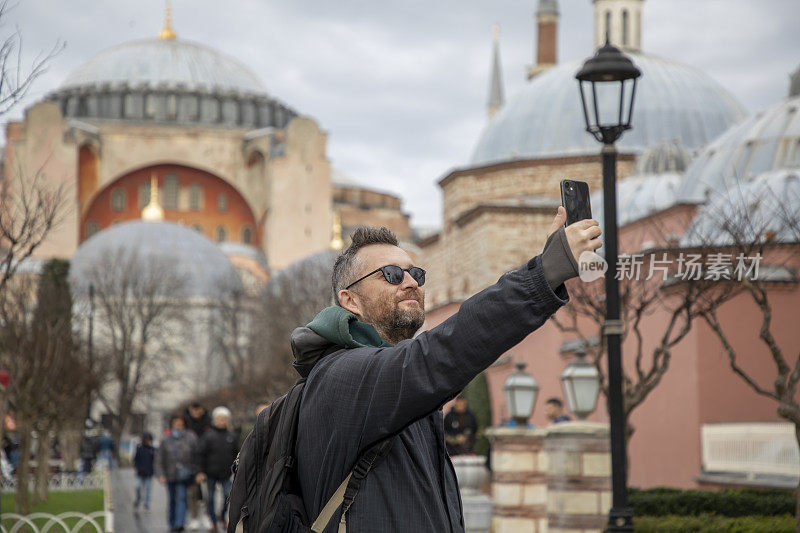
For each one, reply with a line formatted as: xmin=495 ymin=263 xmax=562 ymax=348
xmin=545 ymin=422 xmax=611 ymax=533
xmin=486 ymin=427 xmax=548 ymax=533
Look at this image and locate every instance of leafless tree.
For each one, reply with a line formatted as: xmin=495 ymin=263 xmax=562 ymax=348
xmin=0 ymin=1 xmax=63 ymax=117
xmin=0 ymin=260 xmax=95 ymax=512
xmin=683 ymin=174 xmax=800 ymax=527
xmin=256 ymin=250 xmax=337 ymax=392
xmin=552 ymin=213 xmax=733 ymax=448
xmin=78 ymin=247 xmax=190 ymax=451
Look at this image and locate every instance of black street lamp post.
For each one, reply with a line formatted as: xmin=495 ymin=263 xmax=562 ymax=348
xmin=575 ymin=40 xmax=641 ymax=533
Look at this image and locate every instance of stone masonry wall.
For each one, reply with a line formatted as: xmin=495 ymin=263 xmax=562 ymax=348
xmin=487 ymin=423 xmax=612 ymax=533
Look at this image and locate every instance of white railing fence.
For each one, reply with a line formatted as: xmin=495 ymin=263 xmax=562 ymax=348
xmin=702 ymin=422 xmax=800 ymax=478
xmin=0 ymin=511 xmax=106 ymax=533
xmin=0 ymin=471 xmax=112 ymax=533
xmin=1 ymin=473 xmax=104 ymax=493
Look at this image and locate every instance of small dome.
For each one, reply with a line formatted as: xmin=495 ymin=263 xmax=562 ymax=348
xmin=60 ymin=38 xmax=266 ymax=95
xmin=218 ymin=242 xmax=269 ymax=272
xmin=676 ymin=94 xmax=800 ymax=203
xmin=471 ymin=52 xmax=745 ymax=165
xmin=591 ymin=172 xmax=683 ymax=228
xmin=634 ymin=139 xmax=693 ymax=175
xmin=681 ymin=169 xmax=800 ymax=247
xmin=70 ymin=220 xmax=242 ymax=299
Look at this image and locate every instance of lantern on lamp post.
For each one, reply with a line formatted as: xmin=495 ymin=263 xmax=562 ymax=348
xmin=503 ymin=362 xmax=539 ymax=427
xmin=559 ymin=350 xmax=601 ymax=420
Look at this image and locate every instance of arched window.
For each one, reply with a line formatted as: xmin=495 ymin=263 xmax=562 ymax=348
xmin=622 ymin=10 xmax=629 ymax=46
xmin=190 ymin=183 xmax=202 ymax=210
xmin=217 ymin=193 xmax=228 ymax=213
xmin=605 ymin=10 xmax=611 ymax=42
xmin=163 ymin=174 xmax=179 ymax=209
xmin=86 ymin=221 xmax=100 ymax=238
xmin=241 ymin=225 xmax=253 ymax=244
xmin=111 ymin=188 xmax=126 ymax=212
xmin=216 ymin=226 xmax=227 ymax=242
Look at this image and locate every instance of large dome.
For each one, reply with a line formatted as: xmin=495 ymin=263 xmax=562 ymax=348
xmin=471 ymin=52 xmax=745 ymax=165
xmin=60 ymin=38 xmax=266 ymax=95
xmin=70 ymin=220 xmax=242 ymax=299
xmin=48 ymin=37 xmax=297 ymax=129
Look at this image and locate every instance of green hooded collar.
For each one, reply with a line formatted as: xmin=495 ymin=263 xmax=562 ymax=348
xmin=307 ymin=306 xmax=393 ymax=349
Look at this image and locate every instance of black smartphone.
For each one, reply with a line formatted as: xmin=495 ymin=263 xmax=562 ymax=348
xmin=560 ymin=179 xmax=592 ymax=226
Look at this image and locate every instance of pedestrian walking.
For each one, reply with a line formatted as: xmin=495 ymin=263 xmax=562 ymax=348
xmin=96 ymin=430 xmax=114 ymax=470
xmin=156 ymin=413 xmax=199 ymax=533
xmin=196 ymin=407 xmax=238 ymax=532
xmin=184 ymin=402 xmax=211 ymax=531
xmin=133 ymin=432 xmax=155 ymax=510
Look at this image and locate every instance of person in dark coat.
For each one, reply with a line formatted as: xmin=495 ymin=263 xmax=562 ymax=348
xmin=289 ymin=214 xmax=599 ymax=532
xmin=444 ymin=395 xmax=479 ymax=456
xmin=133 ymin=432 xmax=156 ymax=510
xmin=157 ymin=414 xmax=199 ymax=532
xmin=196 ymin=407 xmax=238 ymax=532
xmin=184 ymin=402 xmax=211 ymax=530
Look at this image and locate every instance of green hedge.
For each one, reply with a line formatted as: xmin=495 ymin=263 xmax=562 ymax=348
xmin=633 ymin=513 xmax=795 ymax=533
xmin=629 ymin=487 xmax=794 ymax=517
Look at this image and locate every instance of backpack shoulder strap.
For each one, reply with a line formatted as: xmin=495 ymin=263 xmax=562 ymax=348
xmin=310 ymin=438 xmax=394 ymax=533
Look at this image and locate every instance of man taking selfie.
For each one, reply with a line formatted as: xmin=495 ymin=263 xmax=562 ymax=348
xmin=292 ymin=206 xmax=601 ymax=532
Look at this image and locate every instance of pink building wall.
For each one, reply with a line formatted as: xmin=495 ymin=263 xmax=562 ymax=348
xmin=421 ymin=243 xmax=800 ymax=489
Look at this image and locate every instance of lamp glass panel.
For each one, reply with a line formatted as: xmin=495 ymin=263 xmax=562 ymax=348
xmin=572 ymin=376 xmax=601 ymax=413
xmin=511 ymin=388 xmax=537 ymax=419
xmin=593 ymin=81 xmax=623 ymax=129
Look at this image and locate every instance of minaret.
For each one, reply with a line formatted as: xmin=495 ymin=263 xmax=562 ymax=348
xmin=789 ymin=64 xmax=800 ymax=98
xmin=487 ymin=25 xmax=505 ymax=120
xmin=159 ymin=0 xmax=177 ymax=41
xmin=527 ymin=0 xmax=559 ymax=80
xmin=142 ymin=174 xmax=165 ymax=221
xmin=593 ymin=0 xmax=643 ymax=51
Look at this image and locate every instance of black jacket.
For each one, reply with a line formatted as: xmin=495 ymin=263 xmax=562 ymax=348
xmin=133 ymin=444 xmax=156 ymax=477
xmin=197 ymin=425 xmax=239 ymax=479
xmin=185 ymin=409 xmax=211 ymax=438
xmin=444 ymin=408 xmax=479 ymax=456
xmin=293 ymin=255 xmax=568 ymax=532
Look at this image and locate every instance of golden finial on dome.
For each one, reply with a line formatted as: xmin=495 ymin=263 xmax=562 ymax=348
xmin=142 ymin=174 xmax=165 ymax=221
xmin=159 ymin=0 xmax=177 ymax=40
xmin=330 ymin=212 xmax=344 ymax=250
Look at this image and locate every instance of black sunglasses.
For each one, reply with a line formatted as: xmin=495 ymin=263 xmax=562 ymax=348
xmin=345 ymin=265 xmax=426 ymax=290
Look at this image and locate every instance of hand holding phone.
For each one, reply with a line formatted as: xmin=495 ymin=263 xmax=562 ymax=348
xmin=560 ymin=179 xmax=592 ymax=226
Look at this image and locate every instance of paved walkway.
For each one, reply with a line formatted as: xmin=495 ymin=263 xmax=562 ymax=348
xmin=111 ymin=468 xmax=170 ymax=533
xmin=112 ymin=468 xmax=225 ymax=533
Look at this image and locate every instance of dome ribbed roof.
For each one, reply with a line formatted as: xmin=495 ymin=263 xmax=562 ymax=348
xmin=70 ymin=220 xmax=242 ymax=298
xmin=676 ymin=94 xmax=800 ymax=203
xmin=60 ymin=38 xmax=266 ymax=95
xmin=681 ymin=169 xmax=800 ymax=247
xmin=471 ymin=52 xmax=745 ymax=165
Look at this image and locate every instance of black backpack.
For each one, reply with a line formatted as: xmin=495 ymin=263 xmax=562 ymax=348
xmin=227 ymin=377 xmax=393 ymax=533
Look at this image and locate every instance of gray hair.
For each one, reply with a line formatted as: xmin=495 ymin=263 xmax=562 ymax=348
xmin=332 ymin=226 xmax=399 ymax=305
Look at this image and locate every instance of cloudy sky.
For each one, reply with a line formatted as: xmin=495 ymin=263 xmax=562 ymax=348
xmin=5 ymin=0 xmax=799 ymax=228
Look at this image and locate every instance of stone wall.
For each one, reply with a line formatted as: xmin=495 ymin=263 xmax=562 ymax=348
xmin=421 ymin=154 xmax=635 ymax=310
xmin=487 ymin=422 xmax=611 ymax=533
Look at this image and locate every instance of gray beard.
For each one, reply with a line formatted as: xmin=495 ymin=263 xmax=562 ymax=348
xmin=380 ymin=307 xmax=425 ymax=344
xmin=366 ymin=305 xmax=424 ymax=345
